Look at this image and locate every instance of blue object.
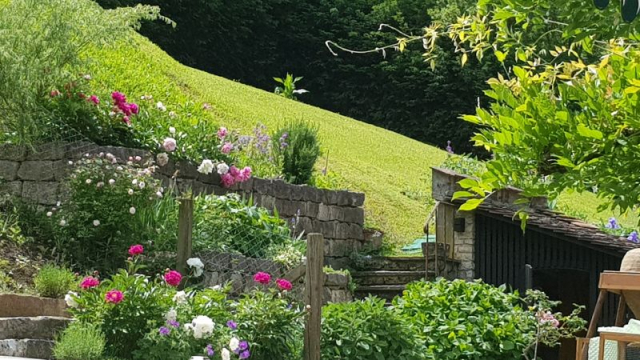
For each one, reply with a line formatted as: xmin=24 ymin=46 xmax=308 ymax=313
xmin=401 ymin=235 xmax=436 ymax=253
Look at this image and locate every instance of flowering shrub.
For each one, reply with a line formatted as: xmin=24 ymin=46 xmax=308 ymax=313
xmin=45 ymin=154 xmax=163 ymax=273
xmin=272 ymin=121 xmax=321 ymax=185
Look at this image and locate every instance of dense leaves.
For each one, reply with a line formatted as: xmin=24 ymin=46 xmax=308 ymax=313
xmin=95 ymin=0 xmax=495 ymax=154
xmin=321 ymin=297 xmax=427 ymax=360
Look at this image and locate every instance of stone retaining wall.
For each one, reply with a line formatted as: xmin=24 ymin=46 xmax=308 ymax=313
xmin=0 ymin=142 xmax=366 ymax=260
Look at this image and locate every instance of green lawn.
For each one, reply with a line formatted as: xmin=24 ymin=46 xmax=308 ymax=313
xmin=87 ymin=35 xmax=637 ymax=248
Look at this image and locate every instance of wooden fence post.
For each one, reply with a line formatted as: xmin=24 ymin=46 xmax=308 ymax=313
xmin=304 ymin=233 xmax=324 ymax=360
xmin=177 ymin=196 xmax=194 ymax=277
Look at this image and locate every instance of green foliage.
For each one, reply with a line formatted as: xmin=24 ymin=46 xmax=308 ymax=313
xmin=53 ymin=322 xmax=106 ymax=360
xmin=439 ymin=154 xmax=486 ymax=177
xmin=0 ymin=0 xmax=170 ymax=144
xmin=34 ymin=264 xmax=76 ymax=298
xmin=321 ymin=297 xmax=426 ymax=360
xmin=273 ymin=121 xmax=321 ymax=185
xmin=234 ymin=290 xmax=305 ymax=360
xmin=45 ymin=155 xmax=163 ymax=273
xmin=393 ymin=279 xmax=534 ymax=360
xmin=192 ymin=194 xmax=299 ymax=259
xmin=274 ymin=73 xmax=308 ymax=100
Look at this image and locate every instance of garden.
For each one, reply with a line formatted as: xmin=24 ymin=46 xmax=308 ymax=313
xmin=4 ymin=0 xmax=640 ymax=359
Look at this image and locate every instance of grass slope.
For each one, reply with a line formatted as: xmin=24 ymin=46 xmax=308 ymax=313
xmin=89 ymin=35 xmax=637 ymax=248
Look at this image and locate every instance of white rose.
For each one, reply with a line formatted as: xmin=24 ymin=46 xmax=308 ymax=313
xmin=221 ymin=348 xmax=231 ymax=360
xmin=217 ymin=163 xmax=229 ymax=175
xmin=186 ymin=257 xmax=204 ymax=277
xmin=129 ymin=207 xmax=136 ymax=215
xmin=156 ymin=101 xmax=167 ymax=112
xmin=128 ymin=189 xmax=134 ymax=195
xmin=173 ymin=291 xmax=188 ymax=305
xmin=46 ymin=212 xmax=53 ymax=217
xmin=59 ymin=219 xmax=67 ymax=227
xmin=190 ymin=315 xmax=214 ymax=339
xmin=229 ymin=337 xmax=240 ymax=352
xmin=64 ymin=292 xmax=78 ymax=308
xmin=108 ymin=179 xmax=115 ymax=185
xmin=169 ymin=126 xmax=176 ymax=134
xmin=156 ymin=153 xmax=169 ymax=167
xmin=93 ymin=220 xmax=100 ymax=227
xmin=197 ymin=159 xmax=214 ymax=175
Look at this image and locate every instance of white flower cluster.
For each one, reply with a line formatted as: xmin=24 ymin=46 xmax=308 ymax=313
xmin=184 ymin=315 xmax=214 ymax=339
xmin=173 ymin=290 xmax=188 ymax=305
xmin=64 ymin=292 xmax=78 ymax=308
xmin=187 ymin=257 xmax=204 ymax=277
xmin=197 ymin=159 xmax=214 ymax=175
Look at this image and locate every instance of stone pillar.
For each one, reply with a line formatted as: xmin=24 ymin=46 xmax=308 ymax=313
xmin=453 ymin=211 xmax=475 ymax=281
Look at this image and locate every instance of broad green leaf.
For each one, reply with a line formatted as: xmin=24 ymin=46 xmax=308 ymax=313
xmin=459 ymin=178 xmax=479 ymax=189
xmin=459 ymin=198 xmax=484 ymax=211
xmin=576 ymin=124 xmax=603 ymax=139
xmin=452 ymin=191 xmax=475 ymax=200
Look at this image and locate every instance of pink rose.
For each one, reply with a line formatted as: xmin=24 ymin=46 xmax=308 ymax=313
xmin=80 ymin=276 xmax=100 ymax=289
xmin=221 ymin=173 xmax=235 ymax=188
xmin=88 ymin=95 xmax=100 ymax=105
xmin=229 ymin=166 xmax=240 ymax=179
xmin=163 ymin=138 xmax=177 ymax=152
xmin=105 ymin=289 xmax=124 ymax=304
xmin=164 ymin=270 xmax=182 ymax=287
xmin=221 ymin=142 xmax=233 ymax=154
xmin=118 ymin=102 xmax=132 ymax=116
xmin=111 ymin=91 xmax=126 ymax=104
xmin=217 ymin=127 xmax=228 ymax=139
xmin=253 ymin=272 xmax=271 ymax=285
xmin=128 ymin=244 xmax=144 ymax=256
xmin=276 ymin=278 xmax=292 ymax=291
xmin=239 ymin=167 xmax=252 ymax=182
xmin=129 ymin=103 xmax=139 ymax=115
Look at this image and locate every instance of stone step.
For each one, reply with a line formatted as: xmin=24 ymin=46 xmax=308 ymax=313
xmin=0 ymin=356 xmax=46 ymax=360
xmin=351 ymin=270 xmax=430 ymax=285
xmin=0 ymin=317 xmax=70 ymax=341
xmin=354 ymin=284 xmax=406 ymax=302
xmin=0 ymin=339 xmax=54 ymax=359
xmin=352 ymin=256 xmax=426 ymax=271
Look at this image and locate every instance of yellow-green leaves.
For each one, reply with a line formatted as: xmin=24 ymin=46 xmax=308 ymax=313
xmin=576 ymin=124 xmax=603 ymax=139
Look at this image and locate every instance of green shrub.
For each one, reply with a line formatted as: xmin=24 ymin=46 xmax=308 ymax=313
xmin=273 ymin=121 xmax=321 ymax=185
xmin=53 ymin=322 xmax=105 ymax=360
xmin=321 ymin=297 xmax=426 ymax=360
xmin=46 ymin=155 xmax=163 ymax=273
xmin=394 ymin=279 xmax=534 ymax=360
xmin=34 ymin=265 xmax=76 ymax=298
xmin=234 ymin=290 xmax=305 ymax=360
xmin=192 ymin=194 xmax=302 ymax=261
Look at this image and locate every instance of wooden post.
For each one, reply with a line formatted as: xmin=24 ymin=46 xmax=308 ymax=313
xmin=304 ymin=233 xmax=324 ymax=360
xmin=177 ymin=196 xmax=194 ymax=276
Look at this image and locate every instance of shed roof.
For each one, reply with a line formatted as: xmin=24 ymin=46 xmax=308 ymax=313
xmin=469 ymin=200 xmax=639 ymax=255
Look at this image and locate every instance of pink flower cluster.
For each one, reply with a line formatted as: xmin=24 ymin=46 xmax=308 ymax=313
xmin=221 ymin=166 xmax=252 ymax=188
xmin=164 ymin=270 xmax=182 ymax=287
xmin=253 ymin=272 xmax=293 ymax=291
xmin=105 ymin=289 xmax=124 ymax=304
xmin=111 ymin=91 xmax=139 ymax=125
xmin=80 ymin=276 xmax=100 ymax=289
xmin=538 ymin=311 xmax=560 ymax=328
xmin=128 ymin=244 xmax=144 ymax=257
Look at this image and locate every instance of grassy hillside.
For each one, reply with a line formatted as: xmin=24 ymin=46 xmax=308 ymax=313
xmin=87 ymin=35 xmax=637 ymax=248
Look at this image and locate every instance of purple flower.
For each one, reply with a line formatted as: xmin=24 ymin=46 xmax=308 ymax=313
xmin=206 ymin=344 xmax=214 ymax=357
xmin=238 ymin=341 xmax=249 ymax=351
xmin=239 ymin=350 xmax=250 ymax=359
xmin=159 ymin=327 xmax=170 ymax=336
xmin=446 ymin=140 xmax=454 ymax=154
xmin=606 ymin=217 xmax=621 ymax=229
xmin=167 ymin=320 xmax=180 ymax=328
xmin=628 ymin=231 xmax=639 ymax=243
xmin=227 ymin=320 xmax=238 ymax=330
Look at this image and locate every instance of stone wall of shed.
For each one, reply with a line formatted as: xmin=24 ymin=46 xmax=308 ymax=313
xmin=0 ymin=142 xmax=366 ymax=260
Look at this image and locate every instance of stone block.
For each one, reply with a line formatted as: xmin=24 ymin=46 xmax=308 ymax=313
xmin=324 ymin=256 xmax=352 ymax=271
xmin=335 ymin=222 xmax=350 ymax=240
xmin=0 ymin=161 xmax=19 ymax=181
xmin=52 ymin=160 xmax=74 ymax=180
xmin=156 ymin=158 xmax=176 ymax=177
xmin=278 ymin=200 xmax=303 ymax=217
xmin=0 ymin=181 xmax=22 ymax=197
xmin=0 ymin=316 xmax=70 ymax=340
xmin=309 ymin=187 xmax=324 ymax=203
xmin=343 ymin=207 xmax=364 ymax=224
xmin=349 ymin=223 xmax=364 ymax=240
xmin=297 ymin=217 xmax=314 ymax=235
xmin=304 ymin=202 xmax=319 ymax=218
xmin=323 ymin=190 xmax=341 ymax=205
xmin=325 ymin=239 xmax=356 ymax=257
xmin=26 ymin=143 xmax=66 ymax=160
xmin=203 ymin=271 xmax=220 ymax=287
xmin=0 ymin=294 xmax=69 ymax=318
xmin=348 ymin=192 xmax=365 ymax=207
xmin=253 ymin=178 xmax=272 ymax=195
xmin=258 ymin=195 xmax=276 ymax=210
xmin=272 ymin=180 xmax=291 ymax=200
xmin=458 ymin=252 xmax=474 ymax=261
xmin=22 ymin=182 xmax=58 ymax=205
xmin=324 ymin=273 xmax=349 ymax=287
xmin=0 ymin=338 xmax=54 ymax=359
xmin=320 ymin=221 xmax=337 ymax=239
xmin=317 ymin=204 xmax=332 ymax=221
xmin=0 ymin=144 xmax=27 ymax=161
xmin=290 ymin=185 xmax=305 ymax=201
xmin=175 ymin=160 xmax=199 ymax=179
xmin=196 ymin=171 xmax=221 ymax=185
xmin=17 ymin=161 xmax=54 ymax=181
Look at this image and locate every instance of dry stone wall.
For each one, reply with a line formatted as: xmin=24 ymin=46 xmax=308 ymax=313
xmin=0 ymin=142 xmax=366 ymax=260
